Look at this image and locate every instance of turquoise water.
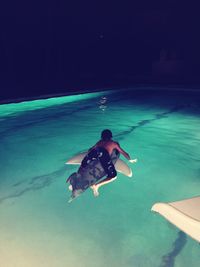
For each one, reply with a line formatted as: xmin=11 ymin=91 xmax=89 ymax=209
xmin=0 ymin=88 xmax=200 ymax=267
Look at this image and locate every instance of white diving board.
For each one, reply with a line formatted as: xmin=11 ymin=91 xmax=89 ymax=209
xmin=151 ymin=196 xmax=200 ymax=243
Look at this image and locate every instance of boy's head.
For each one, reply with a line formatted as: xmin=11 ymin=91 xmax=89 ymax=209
xmin=101 ymin=129 xmax=112 ymax=141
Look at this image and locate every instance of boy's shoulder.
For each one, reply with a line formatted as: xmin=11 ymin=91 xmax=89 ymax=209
xmin=111 ymin=140 xmax=119 ymax=146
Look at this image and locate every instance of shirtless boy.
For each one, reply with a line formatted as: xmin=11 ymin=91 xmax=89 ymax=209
xmin=80 ymin=129 xmax=136 ymax=197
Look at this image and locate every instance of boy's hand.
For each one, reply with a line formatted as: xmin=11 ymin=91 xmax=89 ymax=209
xmin=129 ymin=159 xmax=138 ymax=163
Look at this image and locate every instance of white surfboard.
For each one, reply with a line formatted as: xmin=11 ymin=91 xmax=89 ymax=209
xmin=66 ymin=152 xmax=133 ymax=177
xmin=151 ymin=196 xmax=200 ymax=243
xmin=66 ymin=152 xmax=87 ymax=165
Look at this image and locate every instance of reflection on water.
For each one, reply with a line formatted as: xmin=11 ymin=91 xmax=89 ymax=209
xmin=98 ymin=96 xmax=108 ymax=111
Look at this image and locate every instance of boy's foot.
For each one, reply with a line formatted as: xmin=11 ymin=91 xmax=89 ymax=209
xmin=91 ymin=185 xmax=99 ymax=197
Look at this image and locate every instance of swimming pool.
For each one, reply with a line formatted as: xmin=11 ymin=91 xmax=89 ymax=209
xmin=0 ymin=87 xmax=200 ymax=267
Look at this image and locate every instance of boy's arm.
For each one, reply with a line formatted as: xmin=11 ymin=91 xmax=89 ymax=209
xmin=115 ymin=143 xmax=131 ymax=160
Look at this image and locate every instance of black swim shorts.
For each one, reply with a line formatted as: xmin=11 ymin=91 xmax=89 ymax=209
xmin=81 ymin=147 xmax=117 ymax=178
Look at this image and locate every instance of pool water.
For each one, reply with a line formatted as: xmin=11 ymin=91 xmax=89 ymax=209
xmin=0 ymin=88 xmax=200 ymax=267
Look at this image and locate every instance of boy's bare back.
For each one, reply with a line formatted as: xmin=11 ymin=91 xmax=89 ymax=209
xmin=94 ymin=140 xmax=130 ymax=160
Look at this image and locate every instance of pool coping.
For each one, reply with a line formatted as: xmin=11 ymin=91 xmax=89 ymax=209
xmin=1 ymin=83 xmax=200 ymax=105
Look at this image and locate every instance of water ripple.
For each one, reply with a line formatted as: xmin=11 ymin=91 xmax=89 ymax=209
xmin=159 ymin=231 xmax=187 ymax=267
xmin=115 ymin=104 xmax=187 ymax=140
xmin=0 ymin=104 xmax=93 ymax=138
xmin=0 ymin=167 xmax=66 ymax=204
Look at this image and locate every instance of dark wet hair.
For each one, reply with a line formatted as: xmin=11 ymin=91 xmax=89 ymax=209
xmin=101 ymin=129 xmax=112 ymax=141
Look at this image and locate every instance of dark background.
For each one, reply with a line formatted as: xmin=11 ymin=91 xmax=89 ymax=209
xmin=0 ymin=1 xmax=199 ymax=101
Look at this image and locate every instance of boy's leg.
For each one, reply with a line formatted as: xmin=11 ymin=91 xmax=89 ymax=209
xmin=91 ymin=176 xmax=117 ymax=197
xmin=87 ymin=147 xmax=117 ymax=196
